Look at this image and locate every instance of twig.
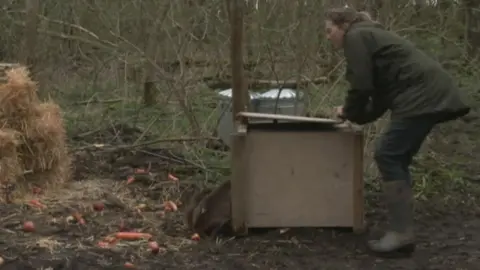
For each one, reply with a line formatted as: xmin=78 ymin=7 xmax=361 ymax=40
xmin=74 ymin=128 xmax=103 ymax=139
xmin=0 ymin=213 xmax=17 ymax=223
xmin=136 ymin=149 xmax=218 ymax=175
xmin=74 ymin=136 xmax=217 ymax=151
xmin=72 ymin=99 xmax=124 ymax=105
xmin=132 ymin=116 xmax=159 ymax=146
xmin=11 ymin=19 xmax=116 ymax=50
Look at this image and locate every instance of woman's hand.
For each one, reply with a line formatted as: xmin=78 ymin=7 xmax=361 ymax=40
xmin=334 ymin=106 xmax=346 ymax=120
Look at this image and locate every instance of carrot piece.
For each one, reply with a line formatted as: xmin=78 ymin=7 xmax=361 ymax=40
xmin=124 ymin=262 xmax=135 ymax=268
xmin=103 ymin=235 xmax=118 ymax=244
xmin=115 ymin=232 xmax=153 ymax=241
xmin=134 ymin=168 xmax=146 ymax=174
xmin=28 ymin=199 xmax=46 ymax=209
xmin=127 ymin=175 xmax=135 ymax=184
xmin=167 ymin=173 xmax=179 ymax=182
xmin=163 ymin=201 xmax=178 ymax=212
xmin=191 ymin=233 xmax=200 ymax=241
xmin=97 ymin=241 xmax=110 ymax=248
xmin=72 ymin=212 xmax=86 ymax=225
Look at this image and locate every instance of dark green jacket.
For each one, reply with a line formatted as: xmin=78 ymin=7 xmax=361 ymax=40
xmin=341 ymin=21 xmax=470 ymax=125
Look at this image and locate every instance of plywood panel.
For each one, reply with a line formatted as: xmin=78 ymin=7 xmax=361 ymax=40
xmin=244 ymin=130 xmax=357 ymax=228
xmin=237 ymin=111 xmax=340 ymax=124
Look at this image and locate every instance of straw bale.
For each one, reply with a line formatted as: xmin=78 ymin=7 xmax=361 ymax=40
xmin=23 ymin=151 xmax=72 ymax=186
xmin=0 ymin=65 xmax=72 ymax=196
xmin=19 ymin=101 xmax=71 ymax=185
xmin=20 ymin=140 xmax=67 ymax=172
xmin=21 ymin=102 xmax=69 ymax=171
xmin=0 ymin=63 xmax=21 ymax=83
xmin=0 ymin=67 xmax=39 ymax=117
xmin=28 ymin=102 xmax=66 ymax=140
xmin=0 ymin=118 xmax=29 ymax=138
xmin=0 ymin=102 xmax=65 ymax=140
xmin=0 ymin=129 xmax=22 ymax=186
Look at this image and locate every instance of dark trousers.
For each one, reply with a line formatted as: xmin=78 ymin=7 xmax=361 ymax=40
xmin=374 ymin=115 xmax=439 ymax=184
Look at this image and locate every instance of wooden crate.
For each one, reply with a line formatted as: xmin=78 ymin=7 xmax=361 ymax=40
xmin=231 ymin=112 xmax=364 ymax=234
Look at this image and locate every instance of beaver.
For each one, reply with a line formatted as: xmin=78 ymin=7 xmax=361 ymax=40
xmin=184 ymin=180 xmax=232 ymax=237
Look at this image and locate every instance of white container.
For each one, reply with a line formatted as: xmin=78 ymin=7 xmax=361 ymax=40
xmin=216 ymin=89 xmax=260 ymax=148
xmin=256 ymin=88 xmax=305 ymax=115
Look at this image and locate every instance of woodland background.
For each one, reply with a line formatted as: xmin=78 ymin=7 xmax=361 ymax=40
xmin=1 ymin=0 xmax=479 ymax=186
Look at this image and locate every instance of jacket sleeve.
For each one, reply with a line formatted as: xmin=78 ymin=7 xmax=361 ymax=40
xmin=358 ymin=98 xmax=388 ymax=124
xmin=342 ymin=29 xmax=377 ymax=124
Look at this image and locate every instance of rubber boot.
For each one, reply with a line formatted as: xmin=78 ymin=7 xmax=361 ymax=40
xmin=368 ymin=180 xmax=415 ymax=258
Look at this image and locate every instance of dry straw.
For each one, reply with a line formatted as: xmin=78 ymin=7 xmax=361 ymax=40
xmin=0 ymin=65 xmax=71 ymax=201
xmin=0 ymin=129 xmax=22 ymax=186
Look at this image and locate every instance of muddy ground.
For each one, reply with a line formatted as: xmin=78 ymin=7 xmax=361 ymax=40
xmin=1 ymin=115 xmax=480 ymax=270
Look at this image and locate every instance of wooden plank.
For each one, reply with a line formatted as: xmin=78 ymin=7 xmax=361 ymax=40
xmin=229 ymin=0 xmax=248 ymax=235
xmin=237 ymin=111 xmax=341 ymax=124
xmin=229 ymin=0 xmax=249 ymax=121
xmin=230 ymin=132 xmax=248 ymax=235
xmin=244 ymin=130 xmax=356 ymax=228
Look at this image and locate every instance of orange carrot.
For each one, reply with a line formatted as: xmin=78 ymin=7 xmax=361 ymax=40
xmin=124 ymin=262 xmax=135 ymax=268
xmin=191 ymin=233 xmax=200 ymax=241
xmin=98 ymin=239 xmax=118 ymax=248
xmin=127 ymin=175 xmax=135 ymax=184
xmin=134 ymin=168 xmax=147 ymax=174
xmin=72 ymin=212 xmax=86 ymax=225
xmin=148 ymin=241 xmax=160 ymax=254
xmin=164 ymin=201 xmax=178 ymax=212
xmin=167 ymin=173 xmax=179 ymax=182
xmin=97 ymin=241 xmax=110 ymax=248
xmin=103 ymin=235 xmax=118 ymax=244
xmin=28 ymin=199 xmax=46 ymax=209
xmin=115 ymin=232 xmax=153 ymax=241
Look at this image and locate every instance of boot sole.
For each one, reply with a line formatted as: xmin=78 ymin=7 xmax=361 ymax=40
xmin=368 ymin=243 xmax=415 ymax=259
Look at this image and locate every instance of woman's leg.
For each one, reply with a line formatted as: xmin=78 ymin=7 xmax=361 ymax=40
xmin=368 ymin=116 xmax=436 ymax=257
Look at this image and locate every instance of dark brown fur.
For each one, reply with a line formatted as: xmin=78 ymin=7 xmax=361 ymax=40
xmin=184 ymin=187 xmax=212 ymax=229
xmin=184 ymin=180 xmax=232 ymax=237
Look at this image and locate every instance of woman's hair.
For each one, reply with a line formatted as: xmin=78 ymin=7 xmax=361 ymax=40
xmin=325 ymin=7 xmax=373 ymax=26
